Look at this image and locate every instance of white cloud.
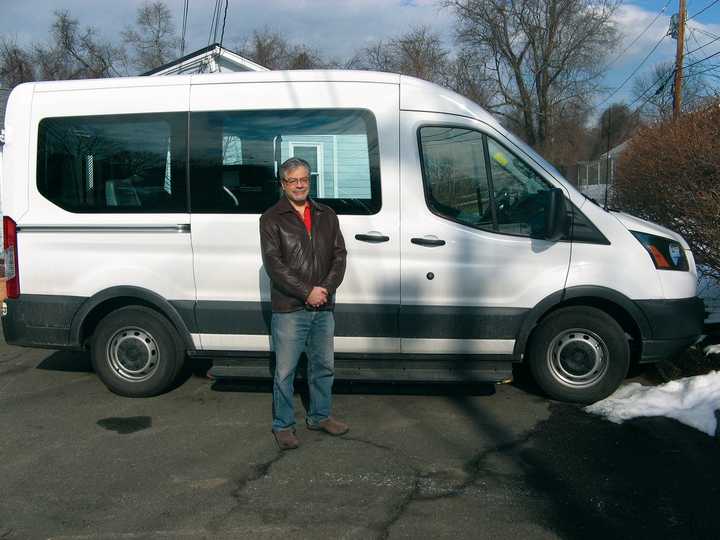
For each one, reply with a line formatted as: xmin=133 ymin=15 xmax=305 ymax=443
xmin=0 ymin=0 xmax=455 ymax=62
xmin=609 ymin=4 xmax=677 ymax=68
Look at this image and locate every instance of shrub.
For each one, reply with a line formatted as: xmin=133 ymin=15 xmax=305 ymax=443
xmin=614 ymin=102 xmax=720 ymax=283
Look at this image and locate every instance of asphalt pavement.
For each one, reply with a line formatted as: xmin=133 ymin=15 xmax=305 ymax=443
xmin=1 ymin=339 xmax=719 ymax=540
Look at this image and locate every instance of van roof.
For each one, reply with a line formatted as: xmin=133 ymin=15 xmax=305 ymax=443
xmin=28 ymin=69 xmax=498 ymax=126
xmin=31 ymin=70 xmax=400 ymax=92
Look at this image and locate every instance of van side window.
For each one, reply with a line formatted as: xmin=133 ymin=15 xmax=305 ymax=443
xmin=189 ymin=109 xmax=381 ymax=215
xmin=419 ymin=127 xmax=494 ymax=230
xmin=419 ymin=127 xmax=553 ymax=238
xmin=485 ymin=138 xmax=552 ymax=237
xmin=37 ymin=113 xmax=188 ymax=213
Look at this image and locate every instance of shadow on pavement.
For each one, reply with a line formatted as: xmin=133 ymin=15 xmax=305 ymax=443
xmin=211 ymin=377 xmax=497 ymax=397
xmin=36 ymin=350 xmax=92 ymax=373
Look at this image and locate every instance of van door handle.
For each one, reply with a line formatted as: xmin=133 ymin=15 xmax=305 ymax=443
xmin=355 ymin=232 xmax=390 ymax=243
xmin=411 ymin=237 xmax=446 ymax=247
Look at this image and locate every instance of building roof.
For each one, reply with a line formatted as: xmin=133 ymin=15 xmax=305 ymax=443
xmin=142 ymin=43 xmax=268 ymax=76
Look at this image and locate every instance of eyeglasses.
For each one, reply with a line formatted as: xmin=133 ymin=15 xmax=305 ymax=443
xmin=283 ymin=176 xmax=311 ymax=186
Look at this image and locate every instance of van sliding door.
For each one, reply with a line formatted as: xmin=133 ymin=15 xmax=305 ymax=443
xmin=188 ymin=81 xmax=401 ymax=353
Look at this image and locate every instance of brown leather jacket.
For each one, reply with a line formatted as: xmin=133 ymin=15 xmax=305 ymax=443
xmin=260 ymin=197 xmax=347 ymax=312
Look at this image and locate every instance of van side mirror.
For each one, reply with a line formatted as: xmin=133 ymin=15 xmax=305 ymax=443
xmin=544 ymin=188 xmax=568 ymax=241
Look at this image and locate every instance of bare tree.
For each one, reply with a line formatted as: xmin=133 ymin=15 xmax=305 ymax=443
xmin=0 ymin=38 xmax=34 ymax=88
xmin=31 ymin=10 xmax=123 ymax=82
xmin=287 ymin=45 xmax=324 ymax=69
xmin=237 ymin=28 xmax=327 ymax=70
xmin=589 ymin=103 xmax=640 ymax=159
xmin=122 ymin=1 xmax=180 ymax=73
xmin=358 ymin=25 xmax=449 ymax=84
xmin=443 ymin=48 xmax=497 ymax=107
xmin=631 ymin=61 xmax=710 ymax=120
xmin=0 ymin=10 xmax=123 ymax=89
xmin=237 ymin=28 xmax=291 ymax=70
xmin=446 ymin=0 xmax=619 ymax=148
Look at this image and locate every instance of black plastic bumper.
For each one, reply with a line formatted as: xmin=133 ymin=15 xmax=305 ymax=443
xmin=1 ymin=295 xmax=85 ymax=350
xmin=635 ymin=296 xmax=705 ymax=362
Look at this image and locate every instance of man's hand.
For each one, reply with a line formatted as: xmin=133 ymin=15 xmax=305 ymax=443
xmin=306 ymin=286 xmax=328 ymax=308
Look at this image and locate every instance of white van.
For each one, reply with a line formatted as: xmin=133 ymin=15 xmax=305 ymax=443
xmin=0 ymin=70 xmax=704 ymax=403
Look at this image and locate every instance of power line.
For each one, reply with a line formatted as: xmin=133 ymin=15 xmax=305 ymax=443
xmin=208 ymin=0 xmax=221 ymax=46
xmin=628 ymin=32 xmax=720 ymax=114
xmin=685 ymin=31 xmax=720 ymax=54
xmin=628 ymin=68 xmax=675 ymax=110
xmin=596 ymin=34 xmax=669 ymax=109
xmin=180 ymin=0 xmax=189 ymax=57
xmin=683 ymin=62 xmax=720 ymax=77
xmin=219 ymin=0 xmax=229 ymax=49
xmin=688 ymin=0 xmax=719 ymax=20
xmin=631 ymin=49 xmax=720 ymax=112
xmin=683 ymin=47 xmax=720 ymax=69
xmin=604 ymin=0 xmax=673 ymax=70
xmin=213 ymin=0 xmax=222 ymax=43
xmin=689 ymin=27 xmax=705 ymax=48
xmin=691 ymin=26 xmax=720 ymax=40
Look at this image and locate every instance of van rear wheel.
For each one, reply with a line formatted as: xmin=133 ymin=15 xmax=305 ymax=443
xmin=527 ymin=306 xmax=629 ymax=404
xmin=91 ymin=306 xmax=184 ymax=397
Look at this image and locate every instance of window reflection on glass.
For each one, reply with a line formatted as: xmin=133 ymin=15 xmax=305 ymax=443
xmin=486 ymin=138 xmax=551 ymax=237
xmin=420 ymin=127 xmax=552 ymax=238
xmin=420 ymin=127 xmax=493 ymax=229
xmin=190 ymin=109 xmax=381 ymax=215
xmin=37 ymin=113 xmax=187 ymax=213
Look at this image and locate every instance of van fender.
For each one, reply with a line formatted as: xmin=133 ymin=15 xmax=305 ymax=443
xmin=513 ymin=286 xmax=652 ymax=359
xmin=69 ymin=286 xmax=196 ymax=350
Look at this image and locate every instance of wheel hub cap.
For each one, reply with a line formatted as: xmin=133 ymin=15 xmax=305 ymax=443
xmin=107 ymin=327 xmax=160 ymax=382
xmin=547 ymin=329 xmax=609 ymax=388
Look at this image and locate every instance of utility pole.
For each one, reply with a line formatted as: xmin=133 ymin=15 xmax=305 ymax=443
xmin=672 ymin=0 xmax=687 ymax=120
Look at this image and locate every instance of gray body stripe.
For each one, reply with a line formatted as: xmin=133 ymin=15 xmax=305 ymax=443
xmin=18 ymin=224 xmax=191 ymax=233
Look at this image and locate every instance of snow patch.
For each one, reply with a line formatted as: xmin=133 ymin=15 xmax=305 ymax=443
xmin=585 ymin=372 xmax=720 ymax=437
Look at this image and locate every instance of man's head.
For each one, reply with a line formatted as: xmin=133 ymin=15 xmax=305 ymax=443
xmin=279 ymin=157 xmax=311 ymax=206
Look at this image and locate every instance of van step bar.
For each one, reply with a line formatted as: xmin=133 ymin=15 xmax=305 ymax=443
xmin=206 ymin=357 xmax=513 ymax=383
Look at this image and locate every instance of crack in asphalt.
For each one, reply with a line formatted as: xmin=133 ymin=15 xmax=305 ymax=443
xmin=230 ymin=452 xmax=287 ymax=503
xmin=359 ymin=427 xmax=544 ymax=539
xmin=375 ymin=476 xmax=422 ymax=540
xmin=340 ymin=431 xmax=538 ymax=537
xmin=341 ymin=435 xmax=395 ymax=452
xmin=206 ymin=450 xmax=288 ymax=532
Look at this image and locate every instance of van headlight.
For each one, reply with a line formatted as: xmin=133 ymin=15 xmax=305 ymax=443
xmin=631 ymin=231 xmax=689 ymax=271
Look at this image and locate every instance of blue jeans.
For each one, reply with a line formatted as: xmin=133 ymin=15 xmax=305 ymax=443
xmin=271 ymin=310 xmax=335 ymax=432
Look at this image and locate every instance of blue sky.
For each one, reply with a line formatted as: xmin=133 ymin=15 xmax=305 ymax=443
xmin=0 ymin=0 xmax=718 ymax=111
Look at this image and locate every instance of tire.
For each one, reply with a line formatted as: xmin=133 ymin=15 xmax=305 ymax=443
xmin=527 ymin=306 xmax=630 ymax=404
xmin=91 ymin=306 xmax=185 ymax=397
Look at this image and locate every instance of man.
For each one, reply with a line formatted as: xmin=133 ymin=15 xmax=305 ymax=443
xmin=259 ymin=157 xmax=348 ymax=450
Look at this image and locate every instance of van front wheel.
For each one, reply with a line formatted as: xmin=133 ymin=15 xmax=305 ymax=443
xmin=91 ymin=306 xmax=184 ymax=397
xmin=527 ymin=306 xmax=629 ymax=404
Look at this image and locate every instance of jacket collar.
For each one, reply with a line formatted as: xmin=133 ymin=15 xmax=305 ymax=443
xmin=275 ymin=195 xmax=322 ymax=215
